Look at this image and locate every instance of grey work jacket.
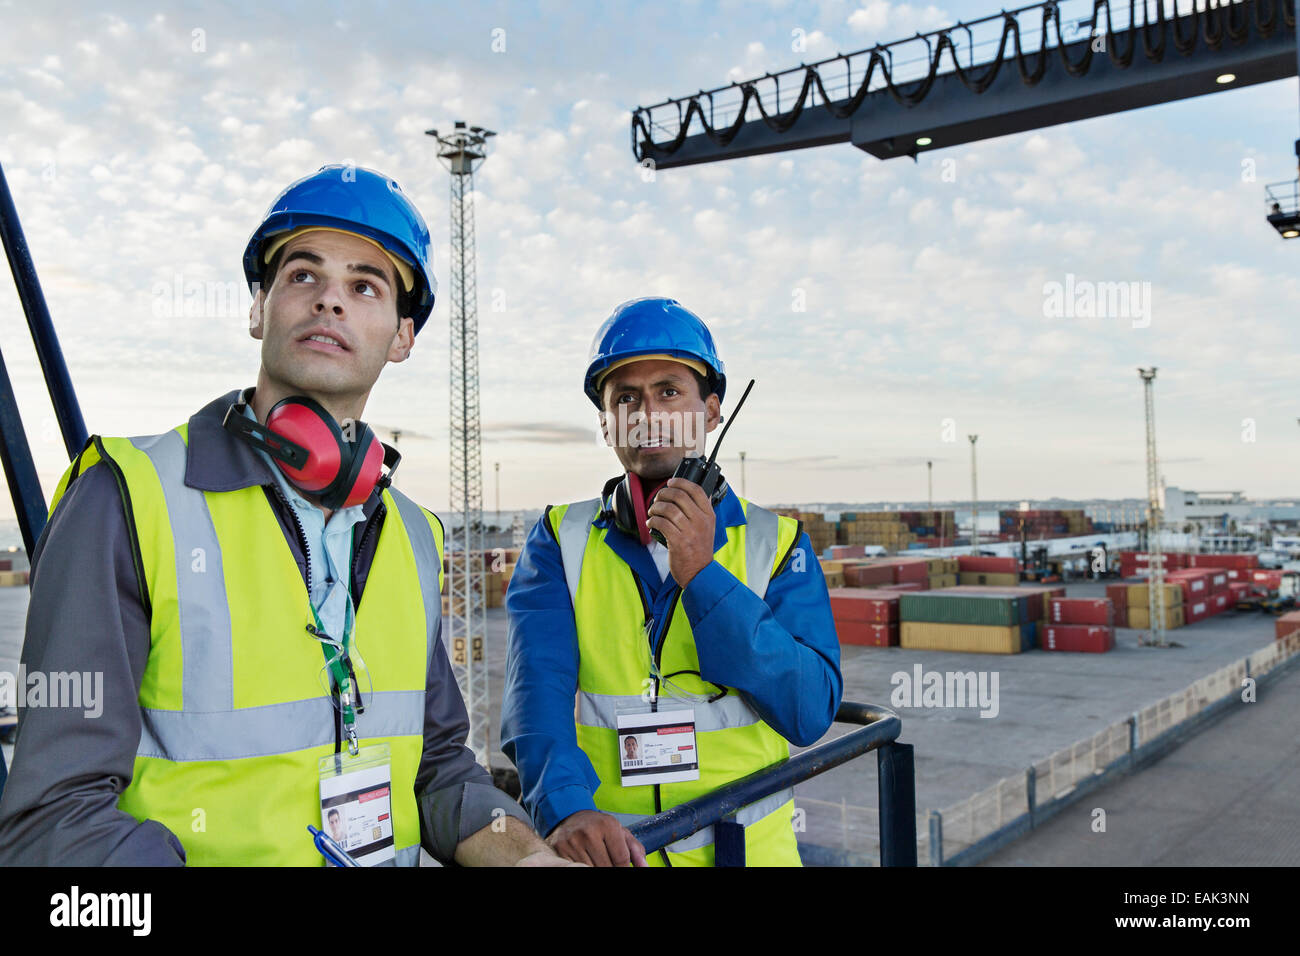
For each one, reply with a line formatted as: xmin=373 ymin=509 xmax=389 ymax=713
xmin=0 ymin=387 xmax=528 ymax=865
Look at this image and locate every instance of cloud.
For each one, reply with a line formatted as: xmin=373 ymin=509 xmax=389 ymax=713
xmin=0 ymin=1 xmax=1296 ymax=522
xmin=483 ymin=422 xmax=598 ymax=445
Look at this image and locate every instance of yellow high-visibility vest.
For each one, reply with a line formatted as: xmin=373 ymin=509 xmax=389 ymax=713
xmin=549 ymin=495 xmax=802 ymax=866
xmin=50 ymin=428 xmax=444 ymax=865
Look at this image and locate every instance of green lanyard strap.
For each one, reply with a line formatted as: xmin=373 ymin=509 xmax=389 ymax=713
xmin=306 ymin=596 xmax=360 ymax=756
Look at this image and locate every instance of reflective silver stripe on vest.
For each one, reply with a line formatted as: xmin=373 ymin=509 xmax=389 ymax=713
xmin=557 ymin=498 xmax=602 ymax=608
xmin=554 ymin=497 xmax=784 ymax=607
xmin=387 ymin=487 xmax=441 ymax=670
xmin=577 ymin=691 xmax=763 ymax=733
xmin=131 ymin=431 xmax=234 ymax=713
xmin=608 ymin=787 xmax=796 ymax=854
xmin=395 ymin=845 xmax=420 ymax=867
xmin=742 ymin=502 xmax=781 ymax=602
xmin=136 ymin=689 xmax=426 ymax=761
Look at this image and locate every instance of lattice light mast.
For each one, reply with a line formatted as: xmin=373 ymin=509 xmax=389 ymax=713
xmin=1139 ymin=367 xmax=1167 ymax=648
xmin=427 ymin=121 xmax=496 ymax=765
xmin=968 ymin=436 xmax=979 ymax=554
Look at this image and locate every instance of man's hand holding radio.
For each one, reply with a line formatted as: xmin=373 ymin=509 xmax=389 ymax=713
xmin=646 ymin=476 xmax=717 ymax=588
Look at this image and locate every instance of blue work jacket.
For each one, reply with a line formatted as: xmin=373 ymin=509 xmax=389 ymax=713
xmin=500 ymin=479 xmax=843 ymax=837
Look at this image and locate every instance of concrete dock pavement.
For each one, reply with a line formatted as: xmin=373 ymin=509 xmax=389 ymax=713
xmin=978 ymin=657 xmax=1300 ymax=866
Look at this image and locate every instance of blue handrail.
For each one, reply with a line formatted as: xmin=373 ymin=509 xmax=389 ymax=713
xmin=626 ymin=701 xmax=916 ymax=866
xmin=0 ymin=159 xmax=88 ymax=559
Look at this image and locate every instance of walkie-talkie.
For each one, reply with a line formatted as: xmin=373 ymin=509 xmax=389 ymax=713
xmin=650 ymin=378 xmax=756 ymax=546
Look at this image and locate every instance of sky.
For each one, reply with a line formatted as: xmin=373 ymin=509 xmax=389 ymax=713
xmin=0 ymin=0 xmax=1298 ymax=522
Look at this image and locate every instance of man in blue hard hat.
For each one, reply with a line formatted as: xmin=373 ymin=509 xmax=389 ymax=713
xmin=501 ymin=297 xmax=843 ymax=866
xmin=0 ymin=165 xmax=572 ymax=867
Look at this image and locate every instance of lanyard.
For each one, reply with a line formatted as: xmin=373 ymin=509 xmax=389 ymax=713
xmin=306 ymin=595 xmax=361 ymax=756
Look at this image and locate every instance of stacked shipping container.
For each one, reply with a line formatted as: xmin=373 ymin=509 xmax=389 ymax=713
xmin=836 ymin=510 xmax=956 ymax=549
xmin=828 ymin=589 xmax=902 ymax=646
xmin=898 ymin=590 xmax=1032 ymax=654
xmin=956 ymin=555 xmax=1020 ymax=586
xmin=1044 ymin=597 xmax=1116 ymax=651
xmin=1117 ymin=551 xmax=1259 ymax=580
xmin=999 ymin=508 xmax=1093 ymax=537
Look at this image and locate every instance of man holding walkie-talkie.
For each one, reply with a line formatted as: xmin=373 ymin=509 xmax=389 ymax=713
xmin=501 ymin=297 xmax=843 ymax=867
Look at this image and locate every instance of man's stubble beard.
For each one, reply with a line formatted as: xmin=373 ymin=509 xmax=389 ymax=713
xmin=620 ymin=448 xmax=685 ymax=481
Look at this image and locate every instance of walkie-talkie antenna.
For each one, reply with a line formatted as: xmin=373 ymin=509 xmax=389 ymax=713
xmin=706 ymin=378 xmax=755 ymax=468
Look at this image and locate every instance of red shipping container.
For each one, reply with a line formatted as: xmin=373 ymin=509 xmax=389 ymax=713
xmin=836 ymin=620 xmax=899 ymax=647
xmin=828 ymin=588 xmax=899 ymax=623
xmin=1184 ymin=599 xmax=1211 ymax=624
xmin=1122 ymin=551 xmax=1191 ymax=576
xmin=1251 ymin=570 xmax=1284 ymax=589
xmin=1189 ymin=553 xmax=1258 ymax=571
xmin=1165 ymin=571 xmax=1209 ymax=601
xmin=1276 ymin=611 xmax=1300 ymax=641
xmin=843 ymin=563 xmax=895 ymax=587
xmin=1041 ymin=624 xmax=1115 ymax=653
xmin=1210 ymin=592 xmax=1229 ymax=614
xmin=1050 ymin=598 xmax=1114 ymax=626
xmin=890 ymin=560 xmax=930 ymax=585
xmin=1227 ymin=581 xmax=1261 ymax=605
xmin=830 ymin=545 xmax=867 ymax=559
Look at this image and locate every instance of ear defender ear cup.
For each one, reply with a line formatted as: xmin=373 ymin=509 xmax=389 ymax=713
xmin=618 ymin=472 xmax=653 ymax=546
xmin=264 ymin=396 xmax=346 ymax=494
xmin=604 ymin=467 xmax=730 ymax=547
xmin=223 ymin=396 xmax=399 ymax=510
xmin=341 ymin=437 xmax=386 ymax=509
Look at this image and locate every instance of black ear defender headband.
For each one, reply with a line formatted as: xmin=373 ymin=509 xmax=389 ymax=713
xmin=222 ymin=395 xmax=401 ymax=510
xmin=601 ymin=379 xmax=754 ymax=546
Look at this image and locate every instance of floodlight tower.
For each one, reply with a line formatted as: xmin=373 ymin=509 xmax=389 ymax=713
xmin=1139 ymin=367 xmax=1168 ymax=648
xmin=968 ymin=436 xmax=979 ymax=554
xmin=427 ymin=120 xmax=496 ymax=765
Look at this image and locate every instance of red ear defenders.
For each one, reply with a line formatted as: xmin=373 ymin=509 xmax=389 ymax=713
xmin=222 ymin=396 xmax=401 ymax=510
xmin=602 ymin=468 xmax=728 ymax=547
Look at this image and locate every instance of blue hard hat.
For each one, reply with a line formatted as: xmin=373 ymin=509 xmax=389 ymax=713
xmin=584 ymin=297 xmax=726 ymax=409
xmin=242 ymin=165 xmax=437 ymax=334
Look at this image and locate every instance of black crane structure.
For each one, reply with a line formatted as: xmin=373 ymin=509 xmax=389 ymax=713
xmin=630 ymin=0 xmax=1299 ymax=238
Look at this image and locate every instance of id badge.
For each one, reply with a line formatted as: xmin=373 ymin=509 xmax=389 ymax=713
xmin=318 ymin=743 xmax=394 ymax=866
xmin=616 ymin=708 xmax=700 ymax=786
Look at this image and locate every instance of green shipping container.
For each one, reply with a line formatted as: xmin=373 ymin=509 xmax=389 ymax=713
xmin=899 ymin=592 xmax=1025 ymax=627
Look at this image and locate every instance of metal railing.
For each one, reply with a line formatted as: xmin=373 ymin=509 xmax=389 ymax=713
xmin=931 ymin=631 xmax=1300 ymax=865
xmin=1265 ymin=178 xmax=1300 ymax=215
xmin=626 ymin=701 xmax=916 ymax=866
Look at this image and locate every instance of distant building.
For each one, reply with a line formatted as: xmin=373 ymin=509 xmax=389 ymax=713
xmin=1163 ymin=487 xmax=1300 ymax=533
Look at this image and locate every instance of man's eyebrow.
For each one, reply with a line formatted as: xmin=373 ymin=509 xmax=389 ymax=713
xmin=280 ymin=250 xmax=323 ymax=270
xmin=280 ymin=249 xmax=394 ymax=290
xmin=346 ymin=262 xmax=393 ymax=289
xmin=610 ymin=375 xmax=689 ymax=393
